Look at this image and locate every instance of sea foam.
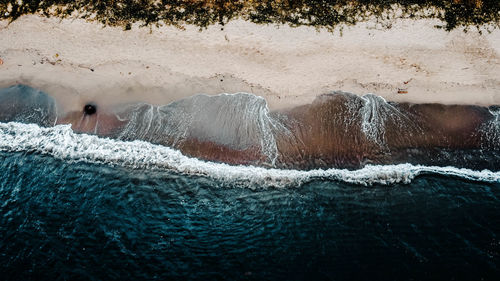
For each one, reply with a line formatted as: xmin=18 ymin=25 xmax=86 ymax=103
xmin=1 ymin=122 xmax=499 ymax=188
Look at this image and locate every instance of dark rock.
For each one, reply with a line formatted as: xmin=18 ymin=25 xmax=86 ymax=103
xmin=84 ymin=104 xmax=97 ymax=115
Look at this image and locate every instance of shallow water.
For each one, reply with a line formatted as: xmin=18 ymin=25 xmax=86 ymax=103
xmin=2 ymin=84 xmax=500 ymax=170
xmin=1 ymin=151 xmax=499 ymax=280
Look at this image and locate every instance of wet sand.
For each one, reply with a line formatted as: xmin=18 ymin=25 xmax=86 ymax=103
xmin=0 ymin=15 xmax=499 ymax=111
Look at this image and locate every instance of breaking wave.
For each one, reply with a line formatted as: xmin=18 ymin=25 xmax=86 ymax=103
xmin=1 ymin=122 xmax=499 ymax=188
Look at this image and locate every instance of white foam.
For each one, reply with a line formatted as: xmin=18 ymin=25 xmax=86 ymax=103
xmin=359 ymin=94 xmax=421 ymax=146
xmin=1 ymin=122 xmax=499 ymax=188
xmin=481 ymin=107 xmax=500 ymax=149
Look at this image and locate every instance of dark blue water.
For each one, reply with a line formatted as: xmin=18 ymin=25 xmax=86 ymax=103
xmin=1 ymin=151 xmax=499 ymax=280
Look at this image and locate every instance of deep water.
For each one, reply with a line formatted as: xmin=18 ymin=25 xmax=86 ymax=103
xmin=1 ymin=151 xmax=499 ymax=280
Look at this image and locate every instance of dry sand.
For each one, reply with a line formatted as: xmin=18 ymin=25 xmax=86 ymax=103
xmin=0 ymin=15 xmax=499 ymax=112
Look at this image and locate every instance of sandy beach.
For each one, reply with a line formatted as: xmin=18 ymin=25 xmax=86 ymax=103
xmin=1 ymin=14 xmax=499 ymax=111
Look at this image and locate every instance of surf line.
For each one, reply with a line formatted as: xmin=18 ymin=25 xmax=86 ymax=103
xmin=1 ymin=122 xmax=499 ymax=188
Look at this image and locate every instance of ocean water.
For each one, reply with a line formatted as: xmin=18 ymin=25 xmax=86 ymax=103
xmin=1 ymin=140 xmax=500 ymax=280
xmin=1 ymin=85 xmax=500 ymax=280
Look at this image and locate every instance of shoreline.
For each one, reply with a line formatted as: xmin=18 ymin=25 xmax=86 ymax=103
xmin=1 ymin=15 xmax=500 ymax=111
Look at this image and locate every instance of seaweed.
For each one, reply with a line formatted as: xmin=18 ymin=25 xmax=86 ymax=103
xmin=1 ymin=1 xmax=498 ymax=32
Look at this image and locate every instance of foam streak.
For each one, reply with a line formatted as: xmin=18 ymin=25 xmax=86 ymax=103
xmin=1 ymin=122 xmax=499 ymax=188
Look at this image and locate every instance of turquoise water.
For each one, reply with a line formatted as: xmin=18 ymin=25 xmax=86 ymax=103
xmin=1 ymin=150 xmax=499 ymax=280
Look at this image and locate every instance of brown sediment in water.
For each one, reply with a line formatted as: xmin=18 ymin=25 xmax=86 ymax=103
xmin=1 ymin=85 xmax=498 ymax=170
xmin=274 ymin=93 xmax=493 ymax=169
xmin=51 ymin=91 xmax=498 ymax=170
xmin=57 ymin=110 xmax=126 ymax=136
xmin=178 ymin=140 xmax=266 ymax=166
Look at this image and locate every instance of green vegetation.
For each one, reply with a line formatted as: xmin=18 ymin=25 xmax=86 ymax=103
xmin=1 ymin=1 xmax=498 ymax=31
